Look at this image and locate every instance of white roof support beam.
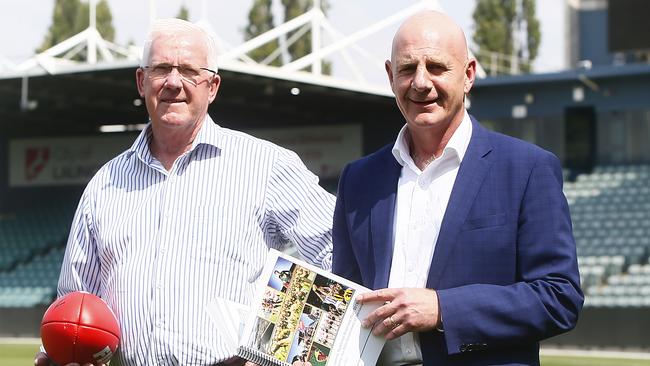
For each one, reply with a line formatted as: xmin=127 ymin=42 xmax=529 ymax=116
xmin=1 ymin=0 xmax=486 ymax=98
xmin=319 ymin=21 xmax=379 ymax=83
xmin=311 ymin=0 xmax=322 ymax=75
xmin=92 ymin=28 xmax=115 ymax=63
xmin=34 ymin=29 xmax=93 ymax=60
xmin=220 ymin=9 xmax=319 ymax=62
xmin=281 ymin=1 xmax=432 ymax=72
xmin=261 ymin=24 xmax=311 ymax=66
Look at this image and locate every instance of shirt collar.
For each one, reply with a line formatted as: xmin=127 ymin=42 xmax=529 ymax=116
xmin=391 ymin=110 xmax=473 ymax=168
xmin=128 ymin=114 xmax=222 ymax=164
xmin=190 ymin=114 xmax=222 ymax=150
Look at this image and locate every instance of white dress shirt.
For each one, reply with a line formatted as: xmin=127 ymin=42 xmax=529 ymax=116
xmin=58 ymin=116 xmax=335 ymax=365
xmin=379 ymin=111 xmax=472 ymax=366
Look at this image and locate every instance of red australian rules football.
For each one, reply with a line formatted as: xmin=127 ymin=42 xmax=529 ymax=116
xmin=41 ymin=291 xmax=120 ymax=365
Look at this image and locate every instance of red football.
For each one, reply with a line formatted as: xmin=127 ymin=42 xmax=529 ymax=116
xmin=41 ymin=291 xmax=120 ymax=365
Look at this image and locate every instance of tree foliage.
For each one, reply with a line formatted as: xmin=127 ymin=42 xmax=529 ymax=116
xmin=472 ymin=0 xmax=540 ymax=74
xmin=95 ymin=0 xmax=115 ymax=43
xmin=176 ymin=4 xmax=190 ymax=21
xmin=523 ymin=0 xmax=540 ymax=68
xmin=244 ymin=0 xmax=281 ymax=66
xmin=38 ymin=0 xmax=115 ymax=54
xmin=38 ymin=0 xmax=85 ymax=52
xmin=282 ymin=0 xmax=331 ymax=74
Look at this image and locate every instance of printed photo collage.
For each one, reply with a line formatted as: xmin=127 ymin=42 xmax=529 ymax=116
xmin=251 ymin=256 xmax=355 ymax=366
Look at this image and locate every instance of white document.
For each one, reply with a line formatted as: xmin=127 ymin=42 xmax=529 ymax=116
xmin=205 ymin=297 xmax=250 ymax=351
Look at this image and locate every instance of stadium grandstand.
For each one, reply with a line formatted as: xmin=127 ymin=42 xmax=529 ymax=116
xmin=1 ymin=0 xmax=649 ymax=353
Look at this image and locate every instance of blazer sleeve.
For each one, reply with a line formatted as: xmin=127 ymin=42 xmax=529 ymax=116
xmin=436 ymin=151 xmax=584 ymax=355
xmin=332 ymin=164 xmax=363 ymax=284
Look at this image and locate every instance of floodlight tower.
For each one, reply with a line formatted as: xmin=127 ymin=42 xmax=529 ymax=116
xmin=510 ymin=0 xmax=530 ymax=75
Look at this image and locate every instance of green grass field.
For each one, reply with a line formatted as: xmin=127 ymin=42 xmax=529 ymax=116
xmin=0 ymin=343 xmax=40 ymax=366
xmin=1 ymin=343 xmax=649 ymax=366
xmin=542 ymin=356 xmax=650 ymax=366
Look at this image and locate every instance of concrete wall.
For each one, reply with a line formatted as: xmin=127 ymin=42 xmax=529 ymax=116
xmin=0 ymin=306 xmax=47 ymax=337
xmin=2 ymin=306 xmax=648 ymax=350
xmin=544 ymin=307 xmax=650 ymax=350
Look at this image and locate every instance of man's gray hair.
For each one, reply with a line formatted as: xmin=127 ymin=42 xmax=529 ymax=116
xmin=141 ymin=18 xmax=219 ymax=72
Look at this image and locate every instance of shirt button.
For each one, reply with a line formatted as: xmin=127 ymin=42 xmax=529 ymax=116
xmin=406 ymin=265 xmax=415 ymax=274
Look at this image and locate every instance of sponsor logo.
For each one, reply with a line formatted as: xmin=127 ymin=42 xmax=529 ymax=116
xmin=25 ymin=147 xmax=50 ymax=181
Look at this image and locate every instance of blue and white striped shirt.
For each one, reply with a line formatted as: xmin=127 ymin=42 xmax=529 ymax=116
xmin=58 ymin=116 xmax=335 ymax=365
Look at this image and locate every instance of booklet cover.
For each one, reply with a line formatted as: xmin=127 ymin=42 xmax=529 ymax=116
xmin=237 ymin=249 xmax=385 ymax=366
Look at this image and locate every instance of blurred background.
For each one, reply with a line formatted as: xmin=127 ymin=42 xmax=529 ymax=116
xmin=1 ymin=0 xmax=649 ymax=364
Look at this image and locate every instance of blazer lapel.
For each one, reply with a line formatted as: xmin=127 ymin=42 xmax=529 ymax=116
xmin=369 ymin=148 xmax=402 ymax=289
xmin=426 ymin=117 xmax=494 ymax=289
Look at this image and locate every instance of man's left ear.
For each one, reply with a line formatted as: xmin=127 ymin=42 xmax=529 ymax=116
xmin=464 ymin=58 xmax=477 ymax=94
xmin=136 ymin=67 xmax=146 ymax=97
xmin=208 ymin=74 xmax=221 ymax=103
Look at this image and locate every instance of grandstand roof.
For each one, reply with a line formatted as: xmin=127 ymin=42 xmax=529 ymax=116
xmin=0 ymin=63 xmax=400 ymax=139
xmin=475 ymin=63 xmax=650 ymax=87
xmin=0 ymin=0 xmax=489 ymax=125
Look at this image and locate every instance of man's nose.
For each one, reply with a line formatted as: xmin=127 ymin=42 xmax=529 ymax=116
xmin=163 ymin=68 xmax=183 ymax=88
xmin=411 ymin=65 xmax=433 ymax=92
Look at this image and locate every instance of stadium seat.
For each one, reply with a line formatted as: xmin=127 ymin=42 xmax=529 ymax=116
xmin=569 ymin=165 xmax=650 ymax=308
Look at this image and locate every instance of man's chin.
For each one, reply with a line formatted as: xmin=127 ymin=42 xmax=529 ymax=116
xmin=157 ymin=114 xmax=189 ymax=127
xmin=409 ymin=113 xmax=448 ymax=128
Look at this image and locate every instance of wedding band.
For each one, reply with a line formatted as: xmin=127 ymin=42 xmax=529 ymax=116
xmin=389 ymin=315 xmax=399 ymax=329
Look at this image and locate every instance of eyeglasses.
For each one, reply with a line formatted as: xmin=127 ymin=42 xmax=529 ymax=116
xmin=143 ymin=64 xmax=217 ymax=86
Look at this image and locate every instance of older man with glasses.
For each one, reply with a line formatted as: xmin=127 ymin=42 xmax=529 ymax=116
xmin=35 ymin=18 xmax=330 ymax=366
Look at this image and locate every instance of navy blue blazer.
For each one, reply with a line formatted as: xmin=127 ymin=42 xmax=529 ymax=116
xmin=332 ymin=116 xmax=583 ymax=366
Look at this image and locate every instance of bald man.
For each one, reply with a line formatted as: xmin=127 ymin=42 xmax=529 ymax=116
xmin=332 ymin=11 xmax=583 ymax=366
